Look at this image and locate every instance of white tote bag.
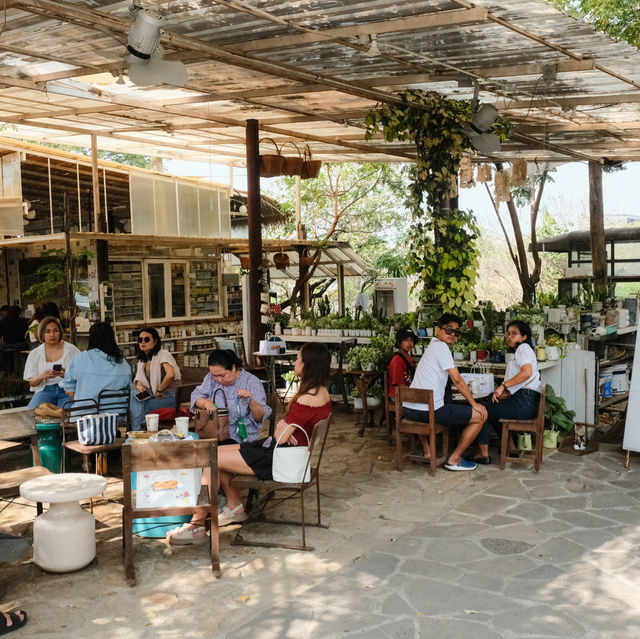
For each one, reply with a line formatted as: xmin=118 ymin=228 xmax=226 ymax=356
xmin=271 ymin=424 xmax=311 ymax=483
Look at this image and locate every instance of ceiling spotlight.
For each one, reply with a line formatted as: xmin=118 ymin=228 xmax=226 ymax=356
xmin=471 ymin=103 xmax=500 ymax=133
xmin=366 ymin=34 xmax=380 ymax=57
xmin=239 ymin=204 xmax=248 ymax=215
xmin=127 ymin=6 xmax=165 ymax=60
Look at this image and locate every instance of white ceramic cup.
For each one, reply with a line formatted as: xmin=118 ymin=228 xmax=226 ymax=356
xmin=175 ymin=416 xmax=189 ymax=437
xmin=145 ymin=413 xmax=159 ymax=432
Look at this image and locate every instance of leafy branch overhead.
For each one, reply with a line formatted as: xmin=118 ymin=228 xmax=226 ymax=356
xmin=365 ymin=89 xmax=512 ymax=314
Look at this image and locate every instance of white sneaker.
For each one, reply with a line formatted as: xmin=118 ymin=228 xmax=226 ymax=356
xmin=218 ymin=504 xmax=247 ymax=527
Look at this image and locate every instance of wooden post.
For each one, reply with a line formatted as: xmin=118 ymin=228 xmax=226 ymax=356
xmin=91 ymin=134 xmax=102 ymax=233
xmin=295 ymin=175 xmax=303 ymax=239
xmin=337 ymin=264 xmax=345 ymax=315
xmin=589 ymin=161 xmax=607 ymax=298
xmin=246 ymin=120 xmax=262 ymax=362
xmin=64 ymin=193 xmax=76 ymax=345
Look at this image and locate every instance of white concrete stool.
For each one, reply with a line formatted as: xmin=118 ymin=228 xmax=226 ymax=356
xmin=20 ymin=473 xmax=107 ymax=573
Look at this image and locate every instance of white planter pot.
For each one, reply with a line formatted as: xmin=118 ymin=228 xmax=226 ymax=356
xmin=453 ymin=352 xmax=464 ymax=361
xmin=353 ymin=397 xmax=363 ymax=410
xmin=366 ymin=397 xmax=381 ymax=408
xmin=363 ymin=362 xmax=375 ymax=371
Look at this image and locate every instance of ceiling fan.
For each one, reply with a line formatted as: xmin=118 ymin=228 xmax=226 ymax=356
xmin=125 ymin=3 xmax=187 ymax=88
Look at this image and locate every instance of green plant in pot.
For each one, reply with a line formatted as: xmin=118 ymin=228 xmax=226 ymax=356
xmin=543 ymin=384 xmax=575 ymax=448
xmin=366 ymin=382 xmax=384 ymax=407
xmin=349 ymin=386 xmax=363 ymax=409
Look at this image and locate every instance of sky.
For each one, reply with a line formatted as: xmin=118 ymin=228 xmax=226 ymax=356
xmin=165 ymin=158 xmax=640 ymax=240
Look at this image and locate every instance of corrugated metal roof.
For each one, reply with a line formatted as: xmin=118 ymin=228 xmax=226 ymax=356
xmin=0 ymin=0 xmax=639 ymax=163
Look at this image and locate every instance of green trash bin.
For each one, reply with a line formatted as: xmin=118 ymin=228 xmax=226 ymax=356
xmin=35 ymin=422 xmax=63 ymax=473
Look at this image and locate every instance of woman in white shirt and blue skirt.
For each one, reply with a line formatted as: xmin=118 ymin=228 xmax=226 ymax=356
xmin=473 ymin=320 xmax=542 ymax=464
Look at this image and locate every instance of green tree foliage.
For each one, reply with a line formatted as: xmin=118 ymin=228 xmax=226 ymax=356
xmin=365 ymin=89 xmax=511 ymax=313
xmin=23 ymin=249 xmax=93 ymax=301
xmin=552 ymin=0 xmax=640 ymax=49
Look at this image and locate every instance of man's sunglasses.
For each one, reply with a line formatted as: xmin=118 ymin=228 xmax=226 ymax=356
xmin=443 ymin=327 xmax=460 ymax=336
xmin=138 ymin=336 xmax=151 ymax=343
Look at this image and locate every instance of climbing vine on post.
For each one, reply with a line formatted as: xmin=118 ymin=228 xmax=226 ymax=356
xmin=365 ymin=89 xmax=511 ymax=314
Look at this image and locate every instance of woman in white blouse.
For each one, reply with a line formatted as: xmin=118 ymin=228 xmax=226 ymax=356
xmin=24 ymin=316 xmax=79 ymax=409
xmin=129 ymin=326 xmax=181 ymax=430
xmin=473 ymin=320 xmax=542 ymax=464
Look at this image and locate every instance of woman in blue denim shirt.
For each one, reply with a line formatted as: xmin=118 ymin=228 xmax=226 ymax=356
xmin=190 ymin=349 xmax=271 ymax=443
xmin=62 ymin=322 xmax=131 ymax=415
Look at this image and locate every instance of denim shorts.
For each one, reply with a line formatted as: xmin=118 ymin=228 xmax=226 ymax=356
xmin=403 ymin=403 xmax=472 ymax=427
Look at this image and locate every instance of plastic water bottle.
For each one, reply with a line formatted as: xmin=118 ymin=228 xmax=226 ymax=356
xmin=236 ymin=397 xmax=248 ymax=442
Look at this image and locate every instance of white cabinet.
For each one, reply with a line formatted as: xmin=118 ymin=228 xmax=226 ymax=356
xmin=541 ymin=349 xmax=596 ymax=424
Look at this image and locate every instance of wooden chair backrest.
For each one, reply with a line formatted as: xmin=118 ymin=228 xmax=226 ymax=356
xmin=123 ymin=439 xmax=217 ymax=473
xmin=396 ymin=387 xmax=436 ymax=428
xmin=383 ymin=370 xmax=392 ymax=412
xmin=61 ymin=397 xmax=99 ymax=427
xmin=535 ymin=384 xmax=546 ymax=428
xmin=98 ymin=387 xmax=131 ymax=416
xmin=175 ymin=383 xmax=198 ymax=409
xmin=307 ymin=415 xmax=332 ymax=473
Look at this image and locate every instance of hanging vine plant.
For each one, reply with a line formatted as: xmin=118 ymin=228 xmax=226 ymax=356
xmin=365 ymin=89 xmax=511 ymax=313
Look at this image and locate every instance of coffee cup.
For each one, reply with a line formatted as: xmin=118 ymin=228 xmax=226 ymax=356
xmin=175 ymin=416 xmax=189 ymax=437
xmin=145 ymin=413 xmax=159 ymax=432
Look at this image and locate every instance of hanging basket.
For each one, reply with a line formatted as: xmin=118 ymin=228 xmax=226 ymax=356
xmin=301 ymin=145 xmax=322 ymax=179
xmin=299 ymin=252 xmax=315 ymax=268
xmin=273 ymin=251 xmax=290 ymax=269
xmin=259 ymin=138 xmax=284 ymax=178
xmin=281 ymin=142 xmax=304 ymax=176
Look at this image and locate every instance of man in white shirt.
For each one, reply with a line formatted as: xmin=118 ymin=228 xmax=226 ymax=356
xmin=403 ymin=313 xmax=487 ymax=471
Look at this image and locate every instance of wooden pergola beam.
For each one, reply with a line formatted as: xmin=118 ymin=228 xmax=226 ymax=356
xmin=228 ymin=7 xmax=489 ymax=53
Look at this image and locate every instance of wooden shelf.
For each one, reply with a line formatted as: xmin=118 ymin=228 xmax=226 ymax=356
xmin=599 ymin=392 xmax=629 ymax=409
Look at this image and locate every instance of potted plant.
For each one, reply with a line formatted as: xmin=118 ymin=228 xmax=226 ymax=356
xmin=489 ymin=336 xmax=505 ymax=363
xmin=359 ymin=346 xmax=380 ymax=371
xmin=543 ymin=385 xmax=575 ymax=448
xmin=349 ymin=387 xmax=363 ymax=410
xmin=281 ymin=370 xmax=299 ymax=395
xmin=476 ymin=341 xmax=490 ymax=361
xmin=452 ymin=343 xmax=467 ymax=361
xmin=366 ymin=383 xmax=383 ymax=408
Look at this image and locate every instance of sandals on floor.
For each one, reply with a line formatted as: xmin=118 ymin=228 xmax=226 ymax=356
xmin=218 ymin=504 xmax=247 ymax=527
xmin=166 ymin=523 xmax=208 ymax=546
xmin=0 ymin=611 xmax=27 ymax=635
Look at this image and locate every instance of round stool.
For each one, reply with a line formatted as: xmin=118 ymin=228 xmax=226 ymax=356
xmin=19 ymin=473 xmax=107 ymax=572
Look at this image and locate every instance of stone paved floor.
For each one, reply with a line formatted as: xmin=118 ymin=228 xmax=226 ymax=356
xmin=2 ymin=407 xmax=640 ymax=638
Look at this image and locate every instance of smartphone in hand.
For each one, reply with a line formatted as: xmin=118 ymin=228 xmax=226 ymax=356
xmin=136 ymin=390 xmax=151 ymax=401
xmin=52 ymin=364 xmax=62 ymax=372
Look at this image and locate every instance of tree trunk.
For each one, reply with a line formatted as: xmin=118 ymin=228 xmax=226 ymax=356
xmin=589 ymin=161 xmax=607 ymax=299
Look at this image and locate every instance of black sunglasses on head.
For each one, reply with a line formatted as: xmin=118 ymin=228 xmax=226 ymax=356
xmin=138 ymin=336 xmax=151 ymax=343
xmin=443 ymin=327 xmax=460 ymax=336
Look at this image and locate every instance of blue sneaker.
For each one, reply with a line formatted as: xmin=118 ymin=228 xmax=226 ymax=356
xmin=445 ymin=458 xmax=477 ymax=471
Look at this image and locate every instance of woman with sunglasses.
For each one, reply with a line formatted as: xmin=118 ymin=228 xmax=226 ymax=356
xmin=471 ymin=320 xmax=542 ymax=463
xmin=23 ymin=316 xmax=79 ymax=409
xmin=129 ymin=327 xmax=182 ymax=431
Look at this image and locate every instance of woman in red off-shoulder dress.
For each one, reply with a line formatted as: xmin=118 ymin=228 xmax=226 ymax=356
xmin=167 ymin=342 xmax=331 ymax=543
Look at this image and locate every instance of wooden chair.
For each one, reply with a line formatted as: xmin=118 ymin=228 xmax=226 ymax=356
xmin=61 ymin=388 xmax=129 ymax=477
xmin=499 ymin=384 xmax=547 ymax=472
xmin=122 ymin=439 xmax=220 ymax=586
xmin=231 ymin=415 xmax=332 ymax=552
xmin=329 ymin=339 xmax=357 ymax=407
xmin=395 ymin=387 xmax=449 ymax=476
xmin=383 ymin=371 xmax=395 ymax=442
xmin=0 ymin=433 xmax=52 ymax=516
xmin=265 ymin=391 xmax=278 ymax=437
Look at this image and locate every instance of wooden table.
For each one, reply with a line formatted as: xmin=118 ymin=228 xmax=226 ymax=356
xmin=348 ymin=369 xmax=383 ymax=436
xmin=252 ymin=350 xmax=298 ymax=393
